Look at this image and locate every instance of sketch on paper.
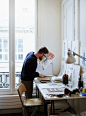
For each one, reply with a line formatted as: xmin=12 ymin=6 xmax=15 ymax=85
xmin=66 ymin=64 xmax=72 ymax=79
xmin=38 ymin=52 xmax=55 ymax=70
xmin=72 ymin=40 xmax=79 ymax=64
xmin=52 ymin=61 xmax=66 ymax=81
xmin=72 ymin=65 xmax=80 ymax=87
xmin=58 ymin=61 xmax=66 ymax=76
xmin=80 ymin=47 xmax=86 ymax=66
xmin=62 ymin=39 xmax=67 ymax=59
xmin=67 ymin=40 xmax=72 ymax=51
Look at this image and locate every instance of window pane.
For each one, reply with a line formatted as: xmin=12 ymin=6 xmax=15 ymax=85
xmin=18 ymin=54 xmax=23 ymax=60
xmin=15 ymin=0 xmax=35 ymax=88
xmin=0 ymin=39 xmax=2 ymax=52
xmin=3 ymin=54 xmax=8 ymax=60
xmin=0 ymin=54 xmax=2 ymax=60
xmin=3 ymin=39 xmax=8 ymax=52
xmin=18 ymin=39 xmax=23 ymax=52
xmin=15 ymin=54 xmax=17 ymax=60
xmin=15 ymin=39 xmax=17 ymax=52
xmin=0 ymin=0 xmax=9 ymax=89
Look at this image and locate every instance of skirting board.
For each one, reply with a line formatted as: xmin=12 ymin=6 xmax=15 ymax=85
xmin=0 ymin=108 xmax=22 ymax=114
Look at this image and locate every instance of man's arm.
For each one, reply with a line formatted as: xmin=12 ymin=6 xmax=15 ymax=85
xmin=39 ymin=73 xmax=45 ymax=78
xmin=26 ymin=59 xmax=45 ymax=79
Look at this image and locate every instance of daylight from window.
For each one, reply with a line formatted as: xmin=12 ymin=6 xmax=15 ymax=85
xmin=0 ymin=0 xmax=35 ymax=89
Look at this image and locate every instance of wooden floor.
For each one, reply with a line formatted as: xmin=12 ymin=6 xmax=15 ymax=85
xmin=0 ymin=112 xmax=45 ymax=116
xmin=0 ymin=113 xmax=22 ymax=116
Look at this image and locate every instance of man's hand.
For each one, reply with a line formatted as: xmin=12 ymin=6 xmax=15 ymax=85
xmin=39 ymin=74 xmax=45 ymax=78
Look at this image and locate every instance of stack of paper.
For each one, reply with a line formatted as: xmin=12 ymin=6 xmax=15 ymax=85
xmin=52 ymin=76 xmax=62 ymax=83
xmin=38 ymin=77 xmax=51 ymax=83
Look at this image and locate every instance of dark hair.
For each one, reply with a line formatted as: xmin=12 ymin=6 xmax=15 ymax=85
xmin=38 ymin=47 xmax=49 ymax=54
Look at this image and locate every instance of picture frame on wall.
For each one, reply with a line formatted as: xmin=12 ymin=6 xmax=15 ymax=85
xmin=80 ymin=47 xmax=86 ymax=67
xmin=72 ymin=40 xmax=79 ymax=64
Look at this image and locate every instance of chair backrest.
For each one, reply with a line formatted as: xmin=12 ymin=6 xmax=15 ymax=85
xmin=18 ymin=83 xmax=27 ymax=97
xmin=18 ymin=83 xmax=28 ymax=116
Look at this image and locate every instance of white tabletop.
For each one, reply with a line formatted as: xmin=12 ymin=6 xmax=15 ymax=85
xmin=37 ymin=83 xmax=86 ymax=100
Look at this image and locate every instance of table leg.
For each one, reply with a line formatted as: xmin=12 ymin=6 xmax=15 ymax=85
xmin=36 ymin=86 xmax=39 ymax=98
xmin=51 ymin=100 xmax=55 ymax=114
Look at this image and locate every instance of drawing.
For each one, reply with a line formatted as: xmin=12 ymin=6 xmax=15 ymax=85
xmin=80 ymin=47 xmax=86 ymax=66
xmin=72 ymin=40 xmax=79 ymax=64
xmin=57 ymin=61 xmax=66 ymax=77
xmin=67 ymin=40 xmax=72 ymax=51
xmin=52 ymin=61 xmax=66 ymax=81
xmin=72 ymin=65 xmax=80 ymax=87
xmin=66 ymin=64 xmax=72 ymax=79
xmin=38 ymin=52 xmax=55 ymax=70
xmin=62 ymin=39 xmax=67 ymax=59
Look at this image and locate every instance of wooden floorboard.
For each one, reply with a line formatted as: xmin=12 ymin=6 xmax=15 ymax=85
xmin=0 ymin=113 xmax=22 ymax=116
xmin=0 ymin=112 xmax=45 ymax=116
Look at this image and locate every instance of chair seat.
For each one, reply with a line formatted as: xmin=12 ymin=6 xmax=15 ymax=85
xmin=24 ymin=98 xmax=43 ymax=106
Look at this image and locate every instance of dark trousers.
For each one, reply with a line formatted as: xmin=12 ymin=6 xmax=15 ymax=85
xmin=21 ymin=80 xmax=33 ymax=115
xmin=21 ymin=80 xmax=33 ymax=98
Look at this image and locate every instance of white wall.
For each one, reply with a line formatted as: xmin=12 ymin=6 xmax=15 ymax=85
xmin=79 ymin=0 xmax=86 ymax=114
xmin=61 ymin=0 xmax=86 ymax=115
xmin=80 ymin=0 xmax=86 ymax=47
xmin=37 ymin=0 xmax=61 ymax=75
xmin=36 ymin=0 xmax=86 ymax=75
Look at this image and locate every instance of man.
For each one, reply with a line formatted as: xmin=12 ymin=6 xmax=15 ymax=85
xmin=21 ymin=46 xmax=49 ymax=98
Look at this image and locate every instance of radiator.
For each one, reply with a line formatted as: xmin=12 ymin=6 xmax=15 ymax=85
xmin=0 ymin=95 xmax=22 ymax=109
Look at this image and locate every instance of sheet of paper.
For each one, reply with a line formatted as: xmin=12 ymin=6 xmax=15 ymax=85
xmin=38 ymin=77 xmax=51 ymax=80
xmin=45 ymin=75 xmax=53 ymax=76
xmin=52 ymin=76 xmax=62 ymax=81
xmin=38 ymin=83 xmax=65 ymax=89
xmin=42 ymin=89 xmax=64 ymax=96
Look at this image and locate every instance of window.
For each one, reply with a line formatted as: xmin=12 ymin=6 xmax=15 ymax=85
xmin=15 ymin=38 xmax=23 ymax=61
xmin=0 ymin=38 xmax=9 ymax=61
xmin=0 ymin=0 xmax=36 ymax=94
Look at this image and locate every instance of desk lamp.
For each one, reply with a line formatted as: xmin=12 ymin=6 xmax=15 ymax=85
xmin=66 ymin=49 xmax=86 ymax=64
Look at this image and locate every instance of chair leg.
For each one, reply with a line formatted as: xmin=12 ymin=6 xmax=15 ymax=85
xmin=23 ymin=106 xmax=30 ymax=116
xmin=31 ymin=106 xmax=38 ymax=116
xmin=38 ymin=106 xmax=40 ymax=116
xmin=35 ymin=106 xmax=40 ymax=116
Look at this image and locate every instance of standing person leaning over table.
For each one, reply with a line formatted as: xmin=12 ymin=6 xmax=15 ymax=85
xmin=21 ymin=46 xmax=49 ymax=98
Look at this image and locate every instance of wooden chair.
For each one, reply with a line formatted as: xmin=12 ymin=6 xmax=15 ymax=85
xmin=17 ymin=83 xmax=43 ymax=116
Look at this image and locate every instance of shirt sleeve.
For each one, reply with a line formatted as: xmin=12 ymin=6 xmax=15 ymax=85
xmin=35 ymin=72 xmax=39 ymax=77
xmin=26 ymin=58 xmax=39 ymax=79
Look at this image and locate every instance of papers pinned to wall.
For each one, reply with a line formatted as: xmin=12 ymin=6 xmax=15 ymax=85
xmin=52 ymin=61 xmax=66 ymax=82
xmin=38 ymin=52 xmax=55 ymax=70
xmin=72 ymin=64 xmax=80 ymax=88
xmin=72 ymin=40 xmax=80 ymax=64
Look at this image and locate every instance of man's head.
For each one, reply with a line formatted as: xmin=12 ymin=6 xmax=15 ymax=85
xmin=38 ymin=47 xmax=49 ymax=54
xmin=35 ymin=47 xmax=49 ymax=60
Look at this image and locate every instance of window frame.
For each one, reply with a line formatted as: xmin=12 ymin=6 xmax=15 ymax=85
xmin=0 ymin=0 xmax=37 ymax=95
